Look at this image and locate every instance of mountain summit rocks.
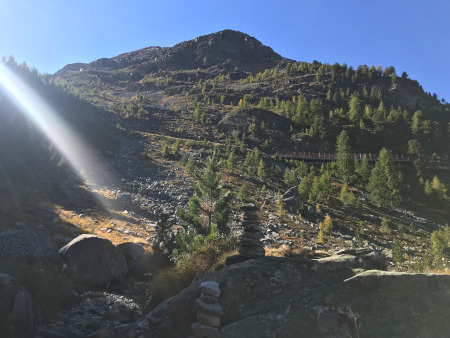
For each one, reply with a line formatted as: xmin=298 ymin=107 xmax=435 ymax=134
xmin=57 ymin=29 xmax=284 ymax=76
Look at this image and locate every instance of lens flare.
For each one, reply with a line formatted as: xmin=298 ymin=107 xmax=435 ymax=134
xmin=0 ymin=62 xmax=115 ymax=209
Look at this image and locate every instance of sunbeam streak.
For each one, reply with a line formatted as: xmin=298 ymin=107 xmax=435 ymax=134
xmin=0 ymin=62 xmax=115 ymax=209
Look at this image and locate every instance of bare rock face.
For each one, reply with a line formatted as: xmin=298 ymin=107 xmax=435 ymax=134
xmin=144 ymin=250 xmax=450 ymax=338
xmin=58 ymin=235 xmax=128 ymax=286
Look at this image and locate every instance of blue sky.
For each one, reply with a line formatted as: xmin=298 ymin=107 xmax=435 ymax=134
xmin=1 ymin=0 xmax=449 ymax=100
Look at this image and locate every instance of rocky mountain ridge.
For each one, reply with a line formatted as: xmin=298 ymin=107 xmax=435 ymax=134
xmin=57 ymin=30 xmax=285 ymax=77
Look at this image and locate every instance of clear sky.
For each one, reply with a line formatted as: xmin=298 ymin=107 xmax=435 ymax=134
xmin=1 ymin=0 xmax=449 ymax=100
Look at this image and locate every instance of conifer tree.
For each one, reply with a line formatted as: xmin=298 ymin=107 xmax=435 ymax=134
xmin=424 ymin=179 xmax=433 ymax=195
xmin=178 ymin=150 xmax=234 ymax=235
xmin=348 ymin=95 xmax=363 ymax=123
xmin=227 ymin=151 xmax=237 ymax=172
xmin=323 ymin=214 xmax=333 ymax=234
xmin=336 ymin=130 xmax=354 ymax=183
xmin=408 ymin=139 xmax=426 ymax=177
xmin=276 ymin=191 xmax=286 ymax=218
xmin=185 ymin=155 xmax=195 ymax=174
xmin=258 ymin=159 xmax=267 ymax=181
xmin=380 ymin=218 xmax=391 ymax=234
xmin=340 ymin=183 xmax=356 ymax=206
xmin=237 ymin=183 xmax=250 ymax=201
xmin=366 ymin=148 xmax=402 ymax=207
xmin=356 ymin=155 xmax=371 ymax=185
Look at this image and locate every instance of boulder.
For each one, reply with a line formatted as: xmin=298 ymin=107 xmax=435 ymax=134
xmin=0 ymin=273 xmax=35 ymax=338
xmin=144 ymin=251 xmax=450 ymax=338
xmin=58 ymin=235 xmax=128 ymax=286
xmin=117 ymin=242 xmax=145 ymax=271
xmin=281 ymin=187 xmax=302 ymax=214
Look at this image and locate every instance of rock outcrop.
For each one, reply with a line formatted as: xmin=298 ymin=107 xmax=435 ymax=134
xmin=144 ymin=249 xmax=450 ymax=338
xmin=0 ymin=273 xmax=35 ymax=338
xmin=281 ymin=187 xmax=302 ymax=214
xmin=58 ymin=235 xmax=128 ymax=286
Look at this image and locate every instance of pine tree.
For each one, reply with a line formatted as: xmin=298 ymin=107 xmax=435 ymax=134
xmin=380 ymin=218 xmax=391 ymax=234
xmin=392 ymin=239 xmax=405 ymax=263
xmin=185 ymin=155 xmax=195 ymax=174
xmin=161 ymin=142 xmax=170 ymax=158
xmin=227 ymin=151 xmax=237 ymax=172
xmin=178 ymin=151 xmax=235 ymax=235
xmin=258 ymin=159 xmax=267 ymax=181
xmin=424 ymin=179 xmax=433 ymax=195
xmin=237 ymin=183 xmax=250 ymax=201
xmin=298 ymin=174 xmax=312 ymax=200
xmin=356 ymin=155 xmax=371 ymax=185
xmin=336 ymin=130 xmax=354 ymax=183
xmin=367 ymin=148 xmax=402 ymax=207
xmin=340 ymin=183 xmax=356 ymax=206
xmin=276 ymin=191 xmax=286 ymax=218
xmin=408 ymin=139 xmax=426 ymax=177
xmin=348 ymin=95 xmax=363 ymax=123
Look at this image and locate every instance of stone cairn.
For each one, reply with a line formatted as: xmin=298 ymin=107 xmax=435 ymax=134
xmin=238 ymin=203 xmax=265 ymax=258
xmin=191 ymin=281 xmax=223 ymax=338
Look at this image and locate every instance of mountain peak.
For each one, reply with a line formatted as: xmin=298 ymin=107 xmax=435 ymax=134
xmin=57 ymin=30 xmax=285 ymax=75
xmin=165 ymin=29 xmax=283 ymax=72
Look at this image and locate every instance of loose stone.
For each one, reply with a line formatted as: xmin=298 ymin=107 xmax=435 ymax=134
xmin=200 ymin=293 xmax=218 ymax=304
xmin=240 ymin=204 xmax=259 ymax=212
xmin=194 ymin=299 xmax=223 ymax=316
xmin=200 ymin=281 xmax=220 ymax=298
xmin=197 ymin=311 xmax=221 ymax=328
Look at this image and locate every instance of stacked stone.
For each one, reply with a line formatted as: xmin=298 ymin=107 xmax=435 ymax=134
xmin=238 ymin=204 xmax=265 ymax=258
xmin=191 ymin=281 xmax=223 ymax=338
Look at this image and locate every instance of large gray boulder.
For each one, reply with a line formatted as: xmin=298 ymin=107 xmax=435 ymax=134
xmin=281 ymin=187 xmax=302 ymax=214
xmin=144 ymin=250 xmax=450 ymax=338
xmin=58 ymin=235 xmax=128 ymax=286
xmin=117 ymin=242 xmax=145 ymax=271
xmin=0 ymin=273 xmax=35 ymax=338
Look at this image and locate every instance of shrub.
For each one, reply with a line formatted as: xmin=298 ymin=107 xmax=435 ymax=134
xmin=150 ymin=227 xmax=236 ymax=306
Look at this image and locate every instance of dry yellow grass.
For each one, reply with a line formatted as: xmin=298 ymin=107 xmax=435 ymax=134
xmin=52 ymin=205 xmax=151 ymax=248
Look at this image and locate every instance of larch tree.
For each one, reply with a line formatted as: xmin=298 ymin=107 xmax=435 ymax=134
xmin=366 ymin=148 xmax=402 ymax=207
xmin=336 ymin=130 xmax=354 ymax=183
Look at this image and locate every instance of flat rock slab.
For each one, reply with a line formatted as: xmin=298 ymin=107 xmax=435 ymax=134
xmin=194 ymin=299 xmax=223 ymax=316
xmin=200 ymin=281 xmax=220 ymax=298
xmin=240 ymin=204 xmax=259 ymax=211
xmin=145 ymin=252 xmax=450 ymax=338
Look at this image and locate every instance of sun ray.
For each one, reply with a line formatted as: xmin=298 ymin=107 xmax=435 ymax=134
xmin=0 ymin=62 xmax=116 ymax=211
